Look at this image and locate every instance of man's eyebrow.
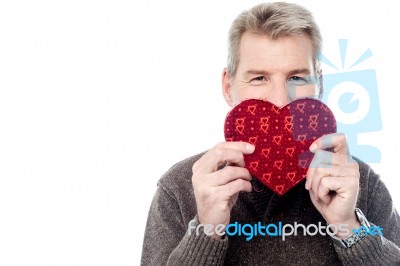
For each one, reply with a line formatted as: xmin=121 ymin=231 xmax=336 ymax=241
xmin=244 ymin=70 xmax=270 ymax=76
xmin=287 ymin=68 xmax=311 ymax=75
xmin=244 ymin=68 xmax=312 ymax=77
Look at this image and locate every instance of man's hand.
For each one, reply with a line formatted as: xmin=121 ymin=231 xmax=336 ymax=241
xmin=306 ymin=133 xmax=360 ymax=238
xmin=192 ymin=142 xmax=255 ymax=239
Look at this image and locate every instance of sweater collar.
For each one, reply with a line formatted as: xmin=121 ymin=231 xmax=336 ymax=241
xmin=246 ymin=178 xmax=309 ymax=221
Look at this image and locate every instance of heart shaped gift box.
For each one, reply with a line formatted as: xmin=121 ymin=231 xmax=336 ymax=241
xmin=224 ymin=98 xmax=337 ymax=196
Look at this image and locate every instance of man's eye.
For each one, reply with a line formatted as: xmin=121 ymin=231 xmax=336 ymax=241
xmin=288 ymin=76 xmax=305 ymax=81
xmin=250 ymin=76 xmax=267 ymax=85
xmin=287 ymin=76 xmax=308 ymax=85
xmin=254 ymin=76 xmax=265 ymax=81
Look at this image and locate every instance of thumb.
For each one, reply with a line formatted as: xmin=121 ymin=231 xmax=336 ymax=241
xmin=309 ymin=132 xmax=349 ymax=155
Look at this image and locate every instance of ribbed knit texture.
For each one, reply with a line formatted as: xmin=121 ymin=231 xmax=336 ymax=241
xmin=172 ymin=217 xmax=228 ymax=265
xmin=141 ymin=153 xmax=400 ymax=265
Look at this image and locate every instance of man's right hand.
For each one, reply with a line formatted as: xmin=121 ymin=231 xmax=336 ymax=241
xmin=192 ymin=142 xmax=255 ymax=239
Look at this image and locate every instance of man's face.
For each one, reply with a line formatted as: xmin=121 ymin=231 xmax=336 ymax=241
xmin=222 ymin=31 xmax=320 ymax=107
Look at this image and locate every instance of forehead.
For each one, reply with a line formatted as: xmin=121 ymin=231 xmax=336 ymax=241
xmin=237 ymin=31 xmax=314 ymax=73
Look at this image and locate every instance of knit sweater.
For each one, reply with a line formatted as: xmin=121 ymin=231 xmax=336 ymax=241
xmin=141 ymin=153 xmax=400 ymax=265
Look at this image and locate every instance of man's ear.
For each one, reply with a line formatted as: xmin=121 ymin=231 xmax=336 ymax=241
xmin=317 ymin=69 xmax=323 ymax=100
xmin=222 ymin=68 xmax=235 ymax=107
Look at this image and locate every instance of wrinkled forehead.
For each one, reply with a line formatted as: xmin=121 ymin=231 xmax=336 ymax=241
xmin=237 ymin=32 xmax=316 ymax=74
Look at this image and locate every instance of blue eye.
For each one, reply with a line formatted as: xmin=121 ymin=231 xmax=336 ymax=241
xmin=287 ymin=76 xmax=308 ymax=86
xmin=289 ymin=76 xmax=304 ymax=81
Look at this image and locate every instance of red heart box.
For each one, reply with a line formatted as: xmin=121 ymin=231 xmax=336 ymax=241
xmin=224 ymin=98 xmax=337 ymax=196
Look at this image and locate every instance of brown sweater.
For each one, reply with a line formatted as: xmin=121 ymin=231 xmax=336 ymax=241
xmin=141 ymin=153 xmax=400 ymax=265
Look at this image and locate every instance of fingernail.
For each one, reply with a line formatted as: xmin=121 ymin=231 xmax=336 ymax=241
xmin=246 ymin=143 xmax=255 ymax=152
xmin=309 ymin=143 xmax=317 ymax=152
xmin=305 ymin=180 xmax=309 ymax=190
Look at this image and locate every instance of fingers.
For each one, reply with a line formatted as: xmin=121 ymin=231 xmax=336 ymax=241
xmin=195 ymin=173 xmax=252 ymax=202
xmin=309 ymin=132 xmax=350 ymax=155
xmin=309 ymin=149 xmax=351 ymax=168
xmin=193 ymin=142 xmax=255 ymax=174
xmin=306 ymin=133 xmax=361 ymax=227
xmin=306 ymin=150 xmax=358 ymax=188
xmin=214 ymin=166 xmax=252 ymax=186
xmin=316 ymin=176 xmax=345 ymax=204
xmin=311 ymin=175 xmax=358 ymax=205
xmin=194 ymin=165 xmax=252 ymax=188
xmin=216 ymin=177 xmax=253 ymax=198
xmin=306 ymin=161 xmax=360 ymax=201
xmin=192 ymin=142 xmax=255 ymax=227
xmin=307 ymin=163 xmax=331 ymax=193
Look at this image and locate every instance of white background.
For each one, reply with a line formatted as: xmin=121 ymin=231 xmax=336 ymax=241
xmin=0 ymin=0 xmax=399 ymax=265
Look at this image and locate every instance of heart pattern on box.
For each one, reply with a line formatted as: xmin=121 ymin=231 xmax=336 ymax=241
xmin=224 ymin=98 xmax=337 ymax=196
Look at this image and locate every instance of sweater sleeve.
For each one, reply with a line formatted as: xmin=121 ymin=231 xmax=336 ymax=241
xmin=141 ymin=183 xmax=229 ymax=266
xmin=334 ymin=166 xmax=400 ymax=265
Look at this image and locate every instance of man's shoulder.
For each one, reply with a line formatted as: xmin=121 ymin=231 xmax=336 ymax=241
xmin=353 ymin=156 xmax=384 ymax=203
xmin=157 ymin=151 xmax=206 ymax=195
xmin=353 ymin=156 xmax=380 ymax=184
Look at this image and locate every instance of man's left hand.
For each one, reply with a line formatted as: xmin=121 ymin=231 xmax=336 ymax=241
xmin=306 ymin=132 xmax=360 ymax=238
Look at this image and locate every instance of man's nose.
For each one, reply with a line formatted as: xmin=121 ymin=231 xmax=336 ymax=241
xmin=269 ymin=80 xmax=289 ymax=107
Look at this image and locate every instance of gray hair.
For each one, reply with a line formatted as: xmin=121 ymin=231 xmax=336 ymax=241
xmin=227 ymin=2 xmax=322 ymax=77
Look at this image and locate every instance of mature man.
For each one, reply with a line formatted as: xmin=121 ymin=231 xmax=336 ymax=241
xmin=141 ymin=2 xmax=400 ymax=265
